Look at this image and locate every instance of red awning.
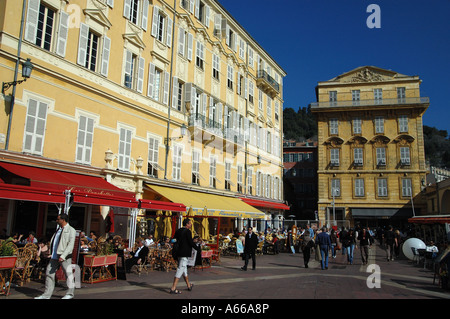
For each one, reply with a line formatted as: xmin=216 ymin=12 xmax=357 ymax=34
xmin=0 ymin=183 xmax=66 ymax=203
xmin=0 ymin=162 xmax=137 ymax=208
xmin=408 ymin=215 xmax=450 ymax=224
xmin=240 ymin=197 xmax=290 ymax=210
xmin=139 ymin=199 xmax=186 ymax=212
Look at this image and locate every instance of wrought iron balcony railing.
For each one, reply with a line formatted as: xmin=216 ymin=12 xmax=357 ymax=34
xmin=310 ymin=97 xmax=429 ymax=109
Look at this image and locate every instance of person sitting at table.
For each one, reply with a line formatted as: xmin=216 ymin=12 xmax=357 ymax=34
xmin=158 ymin=236 xmax=172 ymax=249
xmin=125 ymin=239 xmax=149 ymax=273
xmin=426 ymin=241 xmax=439 ymax=259
xmin=80 ymin=238 xmax=89 ymax=252
xmin=23 ymin=231 xmax=38 ymax=245
xmin=144 ymin=234 xmax=155 ymax=247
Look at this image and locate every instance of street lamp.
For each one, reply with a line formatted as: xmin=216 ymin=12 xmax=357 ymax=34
xmin=2 ymin=58 xmax=33 ymax=94
xmin=164 ymin=123 xmax=187 ymax=144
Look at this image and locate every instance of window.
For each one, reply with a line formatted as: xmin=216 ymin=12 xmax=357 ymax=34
xmin=225 ymin=162 xmax=232 ymax=191
xmin=247 ymin=168 xmax=253 ymax=195
xmin=248 ymin=46 xmax=254 ymax=68
xmin=330 ymin=148 xmax=340 ymax=166
xmin=118 ymin=128 xmax=132 ymax=171
xmin=172 ymin=144 xmax=182 ymax=181
xmin=192 ymin=150 xmax=201 ymax=185
xmin=374 ymin=88 xmax=382 ymax=104
xmin=256 ymin=171 xmax=261 ymax=196
xmin=352 ymin=90 xmax=360 ymax=105
xmin=331 ymin=179 xmax=341 ymax=197
xmin=212 ymin=54 xmax=220 ymax=80
xmin=398 ymin=115 xmax=408 ymax=133
xmin=329 ymin=118 xmax=338 ymax=135
xmin=172 ymin=78 xmax=184 ymax=112
xmin=226 ymin=27 xmax=236 ymax=51
xmin=147 ymin=137 xmax=160 ymax=178
xmin=375 ymin=116 xmax=384 ymax=134
xmin=23 ymin=98 xmax=48 ymax=155
xmin=195 ymin=0 xmax=210 ymax=26
xmin=196 ymin=41 xmax=205 ymax=70
xmin=151 ymin=6 xmax=172 ymax=47
xmin=248 ymin=80 xmax=254 ymax=104
xmin=400 ymin=147 xmax=411 ymax=166
xmin=124 ymin=50 xmax=145 ymax=93
xmin=227 ymin=65 xmax=233 ymax=90
xmin=397 ymin=87 xmax=406 ymax=102
xmin=329 ymin=91 xmax=337 ymax=106
xmin=209 ymin=156 xmax=217 ymax=188
xmin=353 ymin=118 xmax=362 ymax=134
xmin=77 ymin=24 xmax=111 ymax=76
xmin=239 ymin=39 xmax=245 ymax=59
xmin=124 ymin=0 xmax=150 ymax=30
xmin=178 ymin=27 xmax=193 ymax=60
xmin=354 ymin=147 xmax=363 ymax=166
xmin=258 ymin=88 xmax=263 ymax=111
xmin=376 ymin=147 xmax=386 ymax=166
xmin=76 ymin=116 xmax=94 ymax=165
xmin=377 ymin=178 xmax=388 ymax=197
xmin=354 ymin=178 xmax=365 ymax=197
xmin=402 ymin=178 xmax=412 ymax=197
xmin=148 ymin=63 xmax=164 ymax=101
xmin=266 ymin=96 xmax=272 ymax=119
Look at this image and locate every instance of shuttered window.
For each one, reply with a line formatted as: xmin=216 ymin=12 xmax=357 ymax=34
xmin=23 ymin=98 xmax=48 ymax=155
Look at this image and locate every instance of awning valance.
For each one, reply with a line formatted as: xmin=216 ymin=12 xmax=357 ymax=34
xmin=240 ymin=197 xmax=290 ymax=211
xmin=145 ymin=184 xmax=266 ymax=219
xmin=352 ymin=208 xmax=413 ymax=219
xmin=139 ymin=199 xmax=186 ymax=212
xmin=0 ymin=162 xmax=137 ymax=208
xmin=408 ymin=215 xmax=450 ymax=224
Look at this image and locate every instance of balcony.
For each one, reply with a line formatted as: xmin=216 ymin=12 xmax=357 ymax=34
xmin=310 ymin=97 xmax=429 ymax=109
xmin=256 ymin=70 xmax=280 ymax=97
xmin=188 ymin=114 xmax=244 ymax=146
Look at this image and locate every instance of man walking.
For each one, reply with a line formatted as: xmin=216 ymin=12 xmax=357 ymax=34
xmin=241 ymin=226 xmax=259 ymax=271
xmin=383 ymin=225 xmax=395 ymax=261
xmin=358 ymin=228 xmax=373 ymax=265
xmin=170 ymin=219 xmax=196 ymax=294
xmin=316 ymin=227 xmax=331 ymax=270
xmin=35 ymin=213 xmax=76 ymax=299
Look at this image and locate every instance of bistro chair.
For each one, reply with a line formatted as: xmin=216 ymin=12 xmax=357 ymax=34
xmin=13 ymin=248 xmax=33 ymax=286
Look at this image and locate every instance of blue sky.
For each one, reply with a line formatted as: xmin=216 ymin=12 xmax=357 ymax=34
xmin=219 ymin=0 xmax=450 ymax=134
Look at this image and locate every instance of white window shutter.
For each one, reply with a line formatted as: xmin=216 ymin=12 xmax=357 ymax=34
xmin=172 ymin=76 xmax=178 ymax=109
xmin=151 ymin=6 xmax=159 ymax=38
xmin=147 ymin=63 xmax=155 ymax=97
xmin=225 ymin=25 xmax=230 ymax=46
xmin=189 ymin=0 xmax=195 ymax=14
xmin=217 ymin=103 xmax=223 ymax=126
xmin=163 ymin=71 xmax=170 ymax=105
xmin=106 ymin=0 xmax=114 ymax=8
xmin=201 ymin=94 xmax=207 ymax=118
xmin=137 ymin=57 xmax=145 ymax=93
xmin=166 ymin=17 xmax=173 ymax=47
xmin=100 ymin=36 xmax=111 ymax=77
xmin=209 ymin=97 xmax=214 ymax=122
xmin=195 ymin=0 xmax=200 ymax=19
xmin=205 ymin=5 xmax=210 ymax=27
xmin=123 ymin=0 xmax=132 ymax=19
xmin=25 ymin=0 xmax=40 ymax=43
xmin=56 ymin=11 xmax=69 ymax=57
xmin=124 ymin=49 xmax=133 ymax=78
xmin=77 ymin=23 xmax=89 ymax=66
xmin=141 ymin=0 xmax=149 ymax=31
xmin=178 ymin=27 xmax=185 ymax=55
xmin=187 ymin=33 xmax=193 ymax=60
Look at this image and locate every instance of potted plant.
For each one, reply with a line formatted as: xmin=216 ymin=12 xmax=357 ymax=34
xmin=0 ymin=240 xmax=17 ymax=269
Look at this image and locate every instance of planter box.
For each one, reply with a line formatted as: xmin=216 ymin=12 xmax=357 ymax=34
xmin=0 ymin=256 xmax=17 ymax=270
xmin=82 ymin=254 xmax=117 ymax=284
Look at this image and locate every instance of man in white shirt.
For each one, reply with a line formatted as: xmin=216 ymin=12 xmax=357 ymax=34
xmin=144 ymin=234 xmax=154 ymax=247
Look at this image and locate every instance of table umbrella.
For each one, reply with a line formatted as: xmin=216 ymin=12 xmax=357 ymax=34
xmin=154 ymin=210 xmax=164 ymax=241
xmin=201 ymin=206 xmax=209 ymax=241
xmin=164 ymin=211 xmax=172 ymax=238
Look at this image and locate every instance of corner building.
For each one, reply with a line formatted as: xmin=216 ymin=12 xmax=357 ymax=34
xmin=0 ymin=0 xmax=288 ymax=241
xmin=310 ymin=66 xmax=428 ymax=228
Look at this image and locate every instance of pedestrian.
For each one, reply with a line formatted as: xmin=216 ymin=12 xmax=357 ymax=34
xmin=170 ymin=218 xmax=196 ymax=294
xmin=339 ymin=227 xmax=348 ymax=255
xmin=316 ymin=227 xmax=332 ymax=270
xmin=383 ymin=225 xmax=395 ymax=261
xmin=34 ymin=213 xmax=76 ymax=299
xmin=330 ymin=228 xmax=338 ymax=258
xmin=342 ymin=228 xmax=356 ymax=264
xmin=358 ymin=228 xmax=372 ymax=265
xmin=241 ymin=226 xmax=258 ymax=271
xmin=301 ymin=231 xmax=314 ymax=268
xmin=394 ymin=229 xmax=401 ymax=259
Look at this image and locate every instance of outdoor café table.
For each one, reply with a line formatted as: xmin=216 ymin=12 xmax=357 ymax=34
xmin=194 ymin=250 xmax=213 ymax=270
xmin=82 ymin=254 xmax=118 ymax=284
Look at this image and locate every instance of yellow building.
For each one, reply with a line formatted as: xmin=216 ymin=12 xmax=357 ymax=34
xmin=0 ymin=0 xmax=287 ymax=241
xmin=310 ymin=66 xmax=428 ymax=228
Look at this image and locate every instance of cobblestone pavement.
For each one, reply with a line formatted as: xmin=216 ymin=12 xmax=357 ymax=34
xmin=4 ymin=243 xmax=449 ymax=304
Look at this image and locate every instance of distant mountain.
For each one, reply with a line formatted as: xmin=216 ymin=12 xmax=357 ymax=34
xmin=282 ymin=106 xmax=317 ymax=142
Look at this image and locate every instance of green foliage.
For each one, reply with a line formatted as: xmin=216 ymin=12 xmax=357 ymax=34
xmin=0 ymin=240 xmax=15 ymax=256
xmin=423 ymin=125 xmax=450 ymax=169
xmin=282 ymin=106 xmax=317 ymax=141
xmin=97 ymin=242 xmax=114 ymax=256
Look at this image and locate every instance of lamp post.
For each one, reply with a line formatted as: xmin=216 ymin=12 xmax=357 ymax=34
xmin=3 ymin=0 xmax=32 ymax=150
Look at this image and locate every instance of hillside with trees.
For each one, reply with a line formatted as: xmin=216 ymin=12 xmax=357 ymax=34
xmin=423 ymin=125 xmax=450 ymax=169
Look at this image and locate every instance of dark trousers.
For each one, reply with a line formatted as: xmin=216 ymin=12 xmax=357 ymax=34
xmin=302 ymin=246 xmax=311 ymax=267
xmin=125 ymin=257 xmax=140 ymax=273
xmin=243 ymin=251 xmax=256 ymax=270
